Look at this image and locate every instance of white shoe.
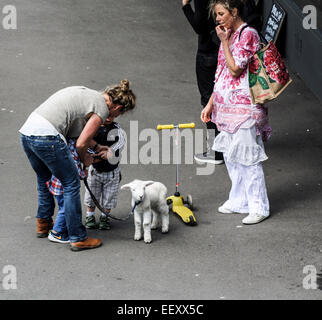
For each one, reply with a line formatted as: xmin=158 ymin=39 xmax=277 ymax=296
xmin=242 ymin=213 xmax=268 ymax=225
xmin=218 ymin=205 xmax=234 ymax=214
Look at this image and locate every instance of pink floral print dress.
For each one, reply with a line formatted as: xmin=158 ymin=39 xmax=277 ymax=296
xmin=212 ymin=23 xmax=271 ymax=142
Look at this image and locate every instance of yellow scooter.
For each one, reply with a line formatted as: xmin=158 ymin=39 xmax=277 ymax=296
xmin=157 ymin=123 xmax=197 ymax=226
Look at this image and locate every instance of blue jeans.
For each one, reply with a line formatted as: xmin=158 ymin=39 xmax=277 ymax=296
xmin=20 ymin=134 xmax=87 ymax=243
xmin=54 ymin=194 xmax=68 ymax=236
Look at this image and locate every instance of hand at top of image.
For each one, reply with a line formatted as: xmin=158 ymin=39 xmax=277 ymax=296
xmin=182 ymin=0 xmax=192 ymax=6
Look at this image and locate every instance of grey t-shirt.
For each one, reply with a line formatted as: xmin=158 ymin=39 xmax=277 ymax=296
xmin=34 ymin=86 xmax=109 ymax=138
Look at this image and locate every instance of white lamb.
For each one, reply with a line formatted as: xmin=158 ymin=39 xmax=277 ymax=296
xmin=120 ymin=180 xmax=169 ymax=243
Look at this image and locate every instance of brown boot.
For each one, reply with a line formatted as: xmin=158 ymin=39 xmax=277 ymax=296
xmin=70 ymin=237 xmax=102 ymax=251
xmin=36 ymin=218 xmax=53 ymax=238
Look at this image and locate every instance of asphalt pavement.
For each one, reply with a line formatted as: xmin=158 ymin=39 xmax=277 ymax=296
xmin=0 ymin=0 xmax=322 ymax=300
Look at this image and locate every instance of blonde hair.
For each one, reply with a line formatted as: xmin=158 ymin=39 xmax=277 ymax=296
xmin=104 ymin=79 xmax=136 ymax=113
xmin=209 ymin=0 xmax=244 ymax=19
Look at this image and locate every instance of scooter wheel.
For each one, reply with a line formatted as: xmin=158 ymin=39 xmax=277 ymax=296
xmin=167 ymin=199 xmax=173 ymax=211
xmin=188 ymin=215 xmax=197 ymax=226
xmin=186 ymin=194 xmax=194 ymax=210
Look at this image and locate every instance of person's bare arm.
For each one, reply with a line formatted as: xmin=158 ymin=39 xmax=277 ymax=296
xmin=76 ymin=114 xmax=103 ymax=166
xmin=201 ymin=92 xmax=215 ymax=123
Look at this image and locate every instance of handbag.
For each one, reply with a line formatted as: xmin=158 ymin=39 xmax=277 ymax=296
xmin=248 ymin=40 xmax=292 ymax=104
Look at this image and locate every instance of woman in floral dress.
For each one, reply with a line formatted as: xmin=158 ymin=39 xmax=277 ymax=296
xmin=201 ymin=0 xmax=272 ymax=225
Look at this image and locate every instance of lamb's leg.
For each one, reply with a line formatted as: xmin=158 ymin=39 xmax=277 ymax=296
xmin=151 ymin=209 xmax=158 ymax=230
xmin=143 ymin=210 xmax=152 ymax=243
xmin=159 ymin=203 xmax=169 ymax=234
xmin=134 ymin=211 xmax=142 ymax=241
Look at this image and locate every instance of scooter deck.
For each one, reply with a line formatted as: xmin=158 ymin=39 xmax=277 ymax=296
xmin=172 ymin=205 xmax=197 ymax=225
xmin=167 ymin=195 xmax=197 ymax=226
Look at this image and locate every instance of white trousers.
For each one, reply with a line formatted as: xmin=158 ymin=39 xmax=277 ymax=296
xmin=223 ymin=155 xmax=270 ymax=217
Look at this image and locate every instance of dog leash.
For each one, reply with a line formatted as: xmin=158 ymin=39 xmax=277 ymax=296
xmin=83 ymin=176 xmax=134 ymax=222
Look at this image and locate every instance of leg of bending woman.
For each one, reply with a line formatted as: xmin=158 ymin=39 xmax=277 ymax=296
xmin=21 ymin=134 xmax=87 ymax=242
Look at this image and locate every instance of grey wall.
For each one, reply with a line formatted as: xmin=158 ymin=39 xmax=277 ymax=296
xmin=261 ymin=0 xmax=322 ymax=102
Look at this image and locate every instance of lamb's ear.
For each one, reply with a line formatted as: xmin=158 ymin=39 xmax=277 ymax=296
xmin=144 ymin=181 xmax=154 ymax=188
xmin=121 ymin=183 xmax=132 ymax=191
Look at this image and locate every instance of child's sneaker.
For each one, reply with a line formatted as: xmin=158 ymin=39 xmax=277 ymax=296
xmin=85 ymin=215 xmax=97 ymax=229
xmin=48 ymin=230 xmax=70 ymax=244
xmin=99 ymin=215 xmax=111 ymax=230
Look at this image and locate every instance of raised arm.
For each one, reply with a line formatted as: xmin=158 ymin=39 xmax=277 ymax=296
xmin=216 ymin=25 xmax=244 ymax=78
xmin=182 ymin=0 xmax=210 ymax=35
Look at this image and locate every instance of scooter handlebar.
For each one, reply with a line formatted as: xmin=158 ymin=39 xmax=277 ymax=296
xmin=157 ymin=123 xmax=195 ymax=130
xmin=178 ymin=123 xmax=195 ymax=129
xmin=157 ymin=124 xmax=175 ymax=130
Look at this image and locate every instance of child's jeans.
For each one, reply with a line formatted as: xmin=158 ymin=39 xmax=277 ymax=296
xmin=53 ymin=194 xmax=68 ymax=236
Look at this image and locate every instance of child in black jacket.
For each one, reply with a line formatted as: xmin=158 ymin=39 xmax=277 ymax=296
xmin=84 ymin=119 xmax=125 ymax=230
